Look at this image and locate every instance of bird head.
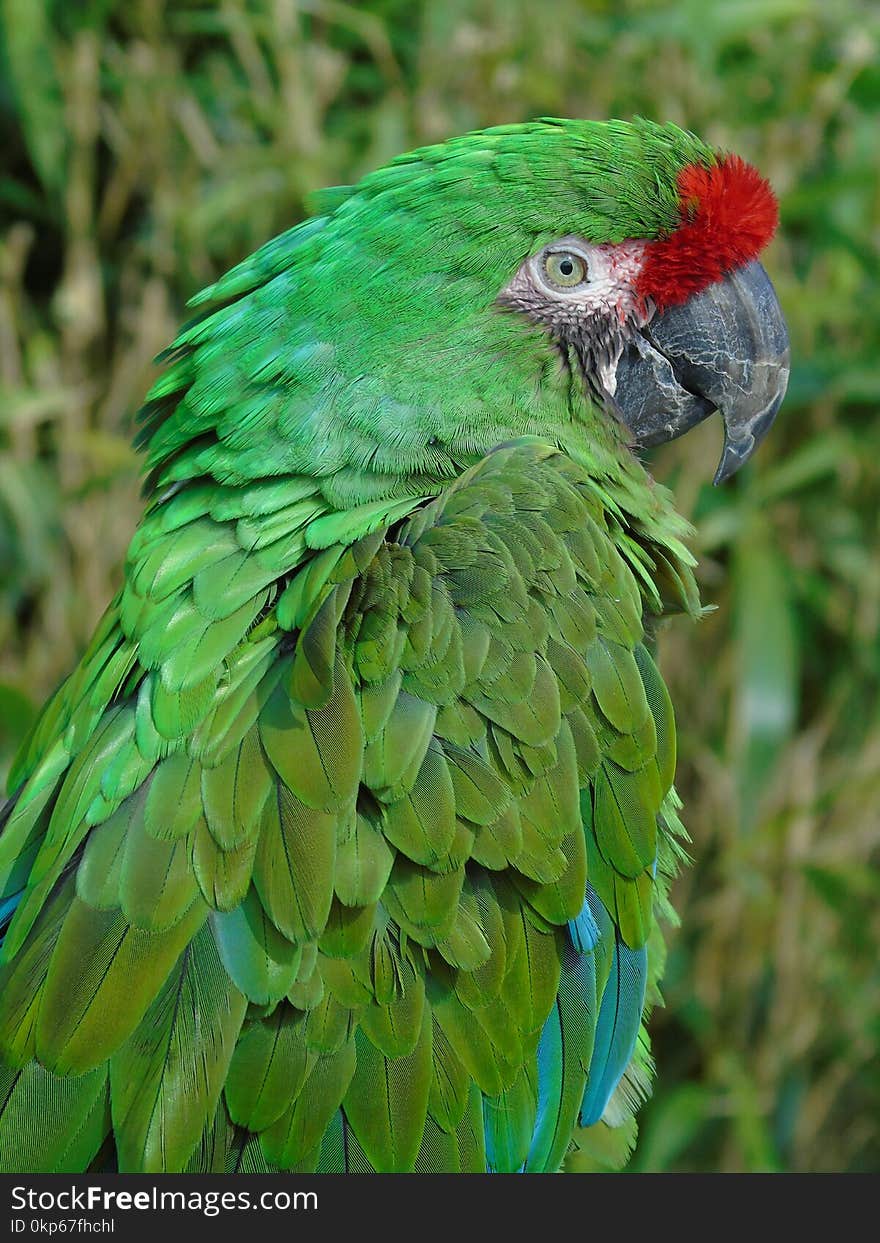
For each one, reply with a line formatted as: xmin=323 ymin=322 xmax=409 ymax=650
xmin=146 ymin=118 xmax=788 ymax=503
xmin=492 ymin=120 xmax=788 ymax=484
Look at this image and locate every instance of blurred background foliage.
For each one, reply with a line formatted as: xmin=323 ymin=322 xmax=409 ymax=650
xmin=0 ymin=0 xmax=878 ymax=1172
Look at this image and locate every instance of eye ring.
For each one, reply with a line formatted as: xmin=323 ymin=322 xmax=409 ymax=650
xmin=541 ymin=248 xmax=589 ymax=290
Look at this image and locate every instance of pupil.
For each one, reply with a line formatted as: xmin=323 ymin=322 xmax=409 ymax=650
xmin=560 ymin=259 xmax=573 ymax=275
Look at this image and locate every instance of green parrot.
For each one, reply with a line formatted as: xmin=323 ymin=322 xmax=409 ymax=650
xmin=0 ymin=118 xmax=788 ymax=1174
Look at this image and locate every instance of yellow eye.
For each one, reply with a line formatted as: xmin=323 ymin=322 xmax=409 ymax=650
xmin=543 ymin=250 xmax=588 ymax=288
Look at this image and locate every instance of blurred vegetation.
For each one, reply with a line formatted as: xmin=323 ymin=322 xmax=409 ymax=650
xmin=1 ymin=0 xmax=878 ymax=1172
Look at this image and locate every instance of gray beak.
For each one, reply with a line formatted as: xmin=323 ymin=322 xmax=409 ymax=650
xmin=613 ymin=260 xmax=790 ymax=483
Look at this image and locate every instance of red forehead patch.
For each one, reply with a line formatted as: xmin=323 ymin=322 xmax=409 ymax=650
xmin=636 ymin=155 xmax=779 ymax=311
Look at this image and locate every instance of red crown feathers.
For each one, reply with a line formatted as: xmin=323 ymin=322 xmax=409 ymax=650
xmin=635 ymin=154 xmax=779 ymax=311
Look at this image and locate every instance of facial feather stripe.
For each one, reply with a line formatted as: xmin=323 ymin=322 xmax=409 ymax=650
xmin=635 ymin=154 xmax=779 ymax=311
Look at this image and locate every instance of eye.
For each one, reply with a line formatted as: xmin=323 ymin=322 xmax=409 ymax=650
xmin=542 ymin=249 xmax=589 ymax=289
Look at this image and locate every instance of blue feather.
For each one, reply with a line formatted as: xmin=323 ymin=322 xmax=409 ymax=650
xmin=0 ymin=891 xmax=22 ymax=944
xmin=578 ymin=934 xmax=647 ymax=1127
xmin=525 ymin=994 xmax=563 ymax=1170
xmin=585 ymin=881 xmax=614 ymax=941
xmin=526 ymin=940 xmax=598 ymax=1171
xmin=568 ymin=900 xmax=600 ymax=952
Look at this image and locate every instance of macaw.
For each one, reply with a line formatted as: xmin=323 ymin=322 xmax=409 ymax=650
xmin=0 ymin=118 xmax=788 ymax=1173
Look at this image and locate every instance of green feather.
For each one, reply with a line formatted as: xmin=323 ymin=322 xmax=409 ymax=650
xmin=333 ymin=810 xmax=396 ymax=906
xmin=427 ymin=1018 xmax=470 ymax=1132
xmin=252 ymin=784 xmax=337 ymax=942
xmin=0 ymin=875 xmax=77 ymax=1066
xmin=384 ymin=858 xmax=464 ymax=942
xmin=303 ymin=989 xmax=359 ymax=1054
xmin=362 ymin=691 xmax=437 ymax=799
xmin=360 ymin=957 xmax=425 ymax=1057
xmin=143 ymin=753 xmax=203 ymax=841
xmin=0 ymin=1059 xmax=110 ymax=1173
xmin=110 ymin=924 xmax=247 ymax=1172
xmin=431 ymin=979 xmax=522 ymax=1097
xmin=76 ymin=810 xmax=127 ymax=911
xmin=318 ymin=897 xmax=376 ymax=958
xmin=586 ymin=640 xmax=650 ymax=734
xmin=344 ymin=1007 xmax=432 ymax=1171
xmin=259 ymin=656 xmax=363 ymax=812
xmin=484 ymin=1064 xmax=537 ymax=1172
xmin=201 ymin=728 xmax=273 ymax=851
xmin=413 ymin=1113 xmax=460 ymax=1172
xmin=380 ymin=741 xmax=457 ymax=866
xmin=260 ymin=1039 xmax=356 ymax=1168
xmin=190 ymin=816 xmax=257 ymax=910
xmin=225 ymin=1006 xmax=315 ymax=1132
xmin=467 ymin=654 xmax=561 ymax=747
xmin=119 ymin=794 xmax=201 ymax=930
xmin=211 ymin=887 xmax=302 ymax=1006
xmin=36 ymin=895 xmax=208 ymax=1074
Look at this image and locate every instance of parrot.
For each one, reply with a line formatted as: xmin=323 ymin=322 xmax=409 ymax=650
xmin=0 ymin=117 xmax=789 ymax=1174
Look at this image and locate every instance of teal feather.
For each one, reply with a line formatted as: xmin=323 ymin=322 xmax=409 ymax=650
xmin=526 ymin=944 xmax=596 ymax=1172
xmin=578 ymin=934 xmax=648 ymax=1127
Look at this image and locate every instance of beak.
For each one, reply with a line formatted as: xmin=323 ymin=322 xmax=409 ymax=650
xmin=613 ymin=260 xmax=790 ymax=483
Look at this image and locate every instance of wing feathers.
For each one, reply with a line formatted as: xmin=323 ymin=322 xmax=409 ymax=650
xmin=0 ymin=440 xmax=697 ymax=1171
